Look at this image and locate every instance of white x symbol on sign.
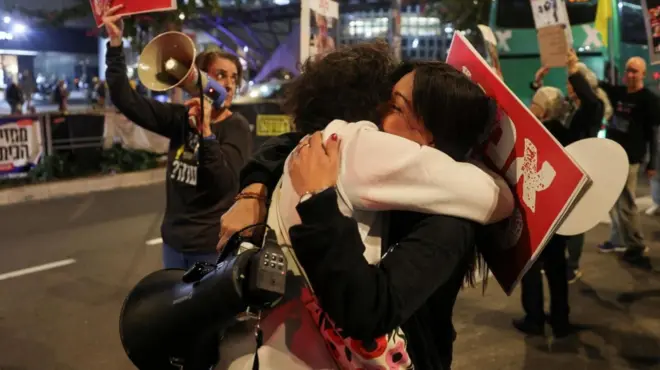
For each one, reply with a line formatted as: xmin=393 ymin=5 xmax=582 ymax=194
xmin=582 ymin=24 xmax=603 ymax=49
xmin=495 ymin=30 xmax=512 ymax=52
xmin=506 ymin=138 xmax=556 ymax=213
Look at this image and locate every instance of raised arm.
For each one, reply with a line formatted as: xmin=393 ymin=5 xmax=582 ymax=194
xmin=329 ymin=120 xmax=514 ymax=224
xmin=103 ymin=8 xmax=184 ymax=138
xmin=105 ymin=45 xmax=185 ymax=138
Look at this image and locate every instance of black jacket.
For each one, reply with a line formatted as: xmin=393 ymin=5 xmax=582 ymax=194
xmin=106 ymin=44 xmax=252 ymax=253
xmin=565 ymin=72 xmax=604 ymax=144
xmin=242 ymin=134 xmax=475 ymax=369
xmin=531 ymin=72 xmax=603 ymax=144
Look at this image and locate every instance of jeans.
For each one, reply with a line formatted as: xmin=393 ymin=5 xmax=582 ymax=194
xmin=521 ymin=235 xmax=570 ymax=328
xmin=651 ymin=175 xmax=660 ymax=205
xmin=162 ymin=243 xmax=219 ymax=270
xmin=609 ymin=163 xmax=645 ymax=252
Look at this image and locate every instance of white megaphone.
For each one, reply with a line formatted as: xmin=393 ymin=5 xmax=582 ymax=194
xmin=137 ymin=31 xmax=227 ymax=110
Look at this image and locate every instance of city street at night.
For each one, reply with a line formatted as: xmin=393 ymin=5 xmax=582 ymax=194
xmin=0 ymin=183 xmax=658 ymax=370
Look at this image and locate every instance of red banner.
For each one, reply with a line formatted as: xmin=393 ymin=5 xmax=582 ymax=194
xmin=90 ymin=0 xmax=178 ymax=27
xmin=446 ymin=33 xmax=589 ymax=294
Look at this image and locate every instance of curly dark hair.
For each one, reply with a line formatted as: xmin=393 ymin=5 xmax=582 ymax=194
xmin=282 ymin=40 xmax=396 ymax=134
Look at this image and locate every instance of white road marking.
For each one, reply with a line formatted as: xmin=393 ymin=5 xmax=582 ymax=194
xmin=599 ymin=196 xmax=653 ymax=225
xmin=146 ymin=237 xmax=163 ymax=246
xmin=0 ymin=259 xmax=77 ymax=282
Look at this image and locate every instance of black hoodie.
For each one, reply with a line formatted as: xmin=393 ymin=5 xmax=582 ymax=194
xmin=105 ymin=44 xmax=252 ymax=253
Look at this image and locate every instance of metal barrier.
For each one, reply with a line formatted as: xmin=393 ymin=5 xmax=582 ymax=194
xmin=0 ymin=101 xmax=292 ymax=179
xmin=0 ymin=110 xmax=106 ymax=179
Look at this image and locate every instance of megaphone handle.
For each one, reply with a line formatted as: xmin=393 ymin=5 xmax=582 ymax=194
xmin=192 ymin=96 xmax=215 ymax=133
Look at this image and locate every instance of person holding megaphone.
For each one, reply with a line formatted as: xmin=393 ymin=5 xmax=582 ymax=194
xmin=102 ymin=5 xmax=252 ymax=270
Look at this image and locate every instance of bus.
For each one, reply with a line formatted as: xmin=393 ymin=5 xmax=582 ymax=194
xmin=489 ymin=0 xmax=659 ymax=104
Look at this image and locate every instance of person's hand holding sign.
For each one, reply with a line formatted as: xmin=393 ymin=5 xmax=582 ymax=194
xmin=102 ymin=4 xmax=125 ymax=48
xmin=567 ymin=49 xmax=579 ymax=75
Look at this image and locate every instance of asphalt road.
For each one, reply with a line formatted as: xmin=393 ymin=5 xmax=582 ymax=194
xmin=0 ymin=183 xmax=658 ymax=370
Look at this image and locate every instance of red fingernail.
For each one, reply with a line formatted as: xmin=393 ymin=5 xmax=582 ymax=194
xmin=331 ymin=133 xmax=338 ymax=141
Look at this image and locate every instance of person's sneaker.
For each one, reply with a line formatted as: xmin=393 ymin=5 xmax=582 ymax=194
xmin=645 ymin=203 xmax=660 ymax=216
xmin=598 ymin=241 xmax=626 ymax=253
xmin=621 ymin=248 xmax=652 ymax=269
xmin=567 ymin=269 xmax=582 ymax=284
xmin=512 ymin=317 xmax=545 ymax=336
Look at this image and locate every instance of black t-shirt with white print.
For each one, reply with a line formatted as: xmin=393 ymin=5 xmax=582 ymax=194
xmin=106 ymin=43 xmax=253 ymax=254
xmin=601 ymin=83 xmax=660 ymax=167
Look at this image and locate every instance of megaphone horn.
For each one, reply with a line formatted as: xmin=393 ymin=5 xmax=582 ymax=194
xmin=137 ymin=31 xmax=227 ymax=110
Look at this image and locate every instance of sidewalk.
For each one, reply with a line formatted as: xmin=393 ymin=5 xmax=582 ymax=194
xmin=452 ymin=209 xmax=660 ymax=369
xmin=0 ymin=168 xmax=165 ymax=206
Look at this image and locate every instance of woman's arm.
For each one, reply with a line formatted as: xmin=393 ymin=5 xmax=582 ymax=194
xmin=289 ymin=189 xmax=475 ymax=340
xmin=568 ymin=72 xmax=600 ymax=108
xmin=568 ymin=72 xmax=603 ymax=136
xmin=239 ymin=132 xmax=306 ymax=195
xmin=105 ymin=44 xmax=185 ymax=138
xmin=198 ymin=114 xmax=253 ymax=195
xmin=333 ymin=121 xmax=514 ymax=224
xmin=216 ymin=132 xmax=305 ymax=250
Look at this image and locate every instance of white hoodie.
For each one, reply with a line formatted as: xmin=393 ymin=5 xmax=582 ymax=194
xmin=218 ymin=120 xmax=514 ymax=369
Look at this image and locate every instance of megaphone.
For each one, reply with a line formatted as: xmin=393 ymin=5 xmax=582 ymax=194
xmin=137 ymin=31 xmax=227 ymax=110
xmin=119 ymin=230 xmax=288 ymax=370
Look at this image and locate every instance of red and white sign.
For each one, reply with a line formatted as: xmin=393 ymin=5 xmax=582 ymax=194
xmin=91 ymin=0 xmax=178 ymax=28
xmin=446 ymin=32 xmax=589 ymax=295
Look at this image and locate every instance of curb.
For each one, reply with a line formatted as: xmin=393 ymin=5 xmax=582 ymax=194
xmin=0 ymin=168 xmax=166 ymax=206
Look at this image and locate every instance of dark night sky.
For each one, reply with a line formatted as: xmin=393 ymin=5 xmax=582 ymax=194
xmin=0 ymin=0 xmax=95 ymax=27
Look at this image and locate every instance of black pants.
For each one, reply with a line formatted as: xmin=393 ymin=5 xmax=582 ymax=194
xmin=520 ymin=234 xmax=570 ymax=327
xmin=566 ymin=233 xmax=584 ymax=271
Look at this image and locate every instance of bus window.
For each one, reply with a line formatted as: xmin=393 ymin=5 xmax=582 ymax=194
xmin=495 ymin=0 xmax=598 ymax=28
xmin=620 ymin=0 xmax=647 ymax=45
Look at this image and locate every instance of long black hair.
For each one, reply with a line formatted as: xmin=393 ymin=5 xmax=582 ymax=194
xmin=390 ymin=61 xmax=501 ymax=287
xmin=390 ymin=61 xmax=497 ymax=161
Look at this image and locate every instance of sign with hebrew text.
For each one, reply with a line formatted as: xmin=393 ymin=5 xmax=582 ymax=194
xmin=0 ymin=116 xmax=43 ymax=179
xmin=447 ymin=32 xmax=589 ymax=295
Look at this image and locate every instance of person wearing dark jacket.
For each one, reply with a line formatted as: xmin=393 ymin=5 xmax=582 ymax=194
xmin=516 ymin=85 xmax=580 ymax=338
xmin=217 ymin=44 xmax=505 ymax=369
xmin=530 ymin=50 xmax=610 ymax=283
xmin=6 ymin=80 xmax=24 ymax=115
xmin=597 ymin=56 xmax=659 ymax=267
xmin=102 ymin=6 xmax=252 ymax=270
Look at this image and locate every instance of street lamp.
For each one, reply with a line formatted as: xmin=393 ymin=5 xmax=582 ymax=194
xmin=13 ymin=23 xmax=26 ymax=34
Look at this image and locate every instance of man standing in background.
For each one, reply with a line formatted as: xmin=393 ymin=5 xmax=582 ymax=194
xmin=598 ymin=56 xmax=660 ymax=268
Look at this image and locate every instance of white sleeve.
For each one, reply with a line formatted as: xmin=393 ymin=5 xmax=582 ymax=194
xmin=334 ymin=121 xmax=514 ymax=224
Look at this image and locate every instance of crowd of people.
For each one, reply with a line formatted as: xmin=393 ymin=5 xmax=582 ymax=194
xmin=101 ymin=4 xmax=659 ymax=369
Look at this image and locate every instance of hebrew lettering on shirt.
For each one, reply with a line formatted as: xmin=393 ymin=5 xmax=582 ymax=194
xmin=171 ymin=159 xmax=198 ymax=186
xmin=506 ymin=138 xmax=556 ymax=213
